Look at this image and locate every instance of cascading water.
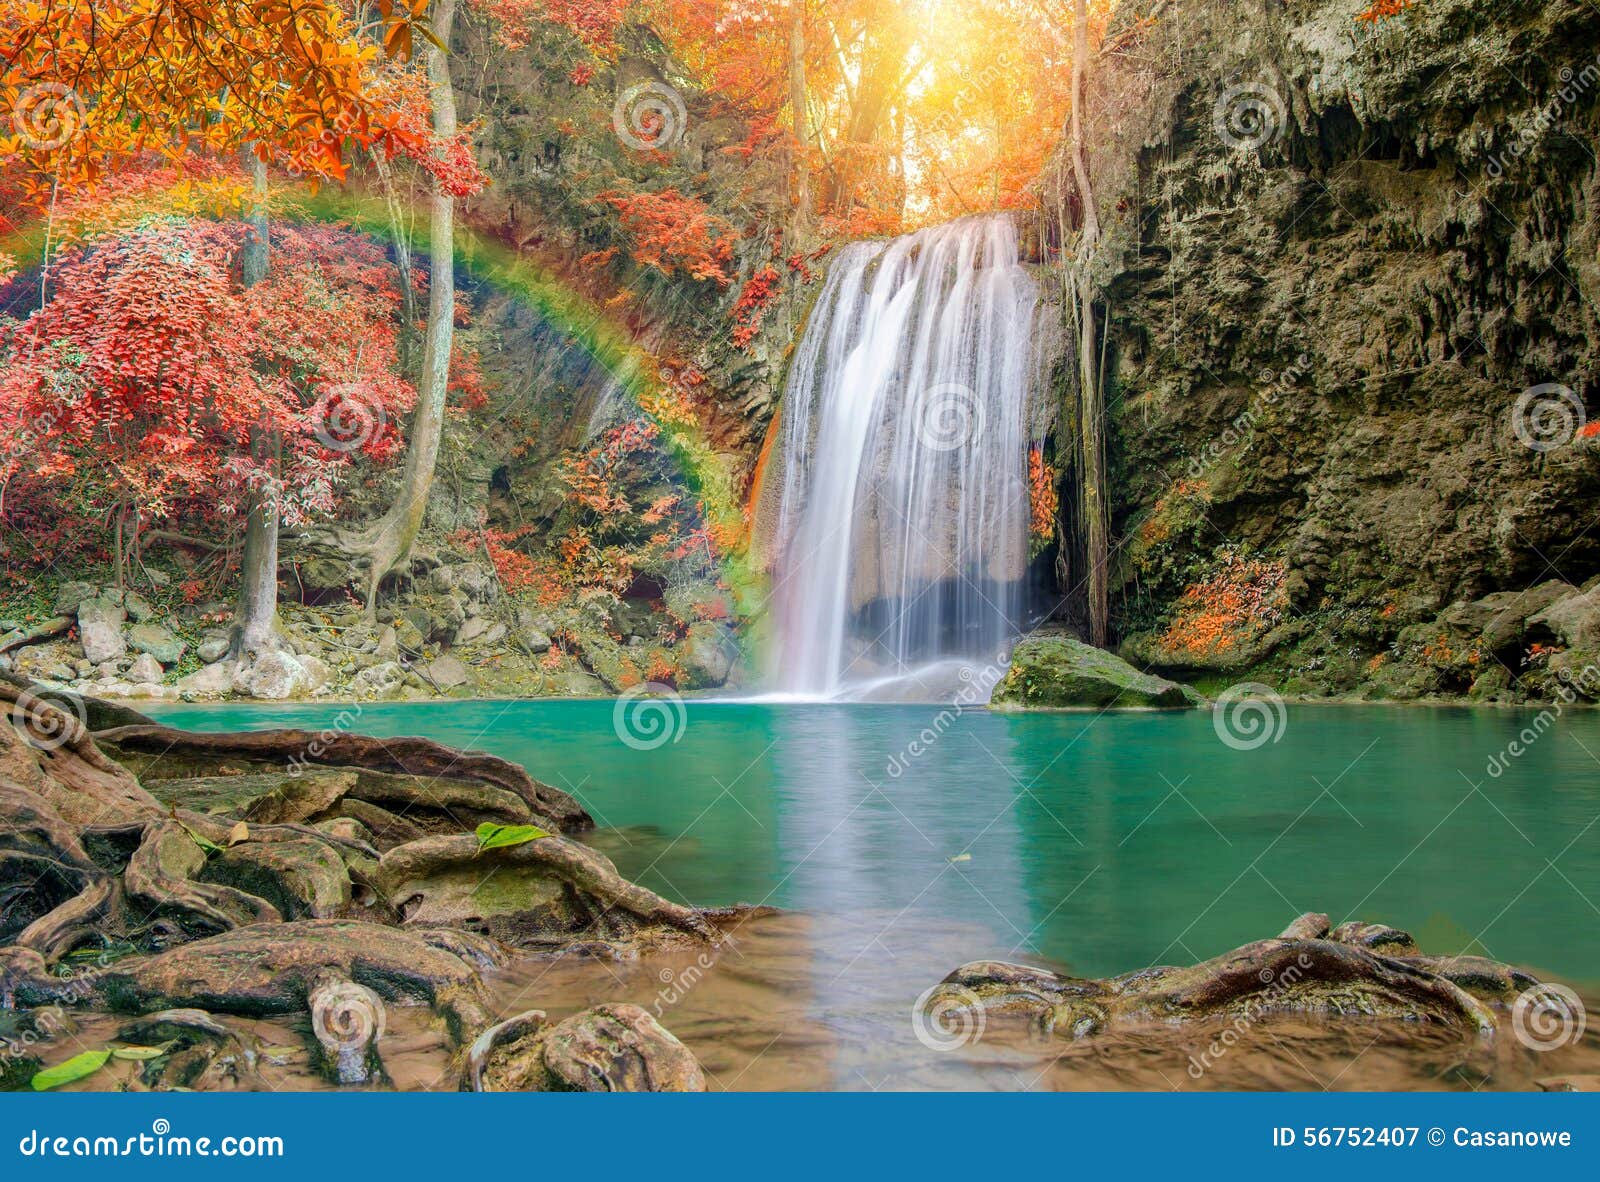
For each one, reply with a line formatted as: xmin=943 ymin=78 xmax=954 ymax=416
xmin=765 ymin=215 xmax=1040 ymax=701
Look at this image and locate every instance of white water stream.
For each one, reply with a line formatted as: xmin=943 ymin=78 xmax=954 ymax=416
xmin=766 ymin=216 xmax=1040 ymax=701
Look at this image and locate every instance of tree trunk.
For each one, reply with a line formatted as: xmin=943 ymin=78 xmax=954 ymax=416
xmin=232 ymin=149 xmax=281 ymax=658
xmin=371 ymin=148 xmax=419 ymax=375
xmin=363 ymin=0 xmax=458 ymax=611
xmin=1069 ymin=0 xmax=1108 ymax=648
xmin=790 ymin=7 xmax=811 ymax=232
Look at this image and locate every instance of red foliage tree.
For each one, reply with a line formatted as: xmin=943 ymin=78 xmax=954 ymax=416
xmin=0 ymin=219 xmax=413 ymax=586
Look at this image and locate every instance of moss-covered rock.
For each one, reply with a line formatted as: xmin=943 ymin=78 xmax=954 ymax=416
xmin=992 ymin=634 xmax=1203 ymax=710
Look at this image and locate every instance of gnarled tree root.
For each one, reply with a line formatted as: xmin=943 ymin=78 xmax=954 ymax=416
xmin=924 ymin=913 xmax=1548 ymax=1044
xmin=96 ymin=724 xmax=592 ymax=833
xmin=464 ymin=1003 xmax=706 ymax=1092
xmin=2 ymin=920 xmax=503 ymax=1047
xmin=377 ymin=834 xmax=721 ymax=951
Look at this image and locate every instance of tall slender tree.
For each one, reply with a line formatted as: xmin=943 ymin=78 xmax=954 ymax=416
xmin=361 ymin=0 xmax=459 ymax=610
xmin=1068 ymin=0 xmax=1108 ymax=647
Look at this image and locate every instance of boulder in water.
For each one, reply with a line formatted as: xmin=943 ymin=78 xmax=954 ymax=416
xmin=992 ymin=633 xmax=1203 ymax=709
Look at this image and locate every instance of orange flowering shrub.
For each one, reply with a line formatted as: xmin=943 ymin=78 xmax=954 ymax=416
xmin=1028 ymin=447 xmax=1058 ymax=544
xmin=1157 ymin=551 xmax=1289 ymax=660
xmin=1357 ymin=0 xmax=1414 ymax=21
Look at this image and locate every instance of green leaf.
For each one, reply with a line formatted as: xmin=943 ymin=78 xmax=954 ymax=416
xmin=31 ymin=1049 xmax=112 ymax=1091
xmin=111 ymin=1045 xmax=167 ymax=1062
xmin=181 ymin=824 xmax=223 ymax=855
xmin=474 ymin=822 xmax=551 ymax=853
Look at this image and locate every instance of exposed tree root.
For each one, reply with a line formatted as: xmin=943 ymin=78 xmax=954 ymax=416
xmin=925 ymin=912 xmax=1549 ymax=1045
xmin=123 ymin=820 xmax=284 ymax=936
xmin=0 ymin=680 xmax=731 ymax=1089
xmin=1 ymin=920 xmax=497 ymax=1046
xmin=96 ymin=723 xmax=592 ymax=833
xmin=377 ymin=834 xmax=721 ymax=950
xmin=465 ymin=1003 xmax=706 ymax=1092
xmin=15 ymin=877 xmax=117 ymax=961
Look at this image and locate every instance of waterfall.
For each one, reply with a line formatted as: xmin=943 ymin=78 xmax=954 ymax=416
xmin=765 ymin=215 xmax=1040 ymax=701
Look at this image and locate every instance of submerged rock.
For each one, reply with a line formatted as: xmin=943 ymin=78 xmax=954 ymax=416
xmin=992 ymin=633 xmax=1202 ymax=710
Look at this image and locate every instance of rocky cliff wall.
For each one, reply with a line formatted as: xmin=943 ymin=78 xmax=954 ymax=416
xmin=1079 ymin=0 xmax=1600 ymax=701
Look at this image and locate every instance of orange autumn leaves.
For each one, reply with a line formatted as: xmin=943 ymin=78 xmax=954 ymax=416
xmin=0 ymin=0 xmax=455 ymax=202
xmin=1357 ymin=1 xmax=1415 ymax=22
xmin=1158 ymin=551 xmax=1289 ymax=662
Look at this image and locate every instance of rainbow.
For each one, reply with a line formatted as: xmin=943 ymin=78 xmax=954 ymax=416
xmin=1 ymin=178 xmax=764 ymax=609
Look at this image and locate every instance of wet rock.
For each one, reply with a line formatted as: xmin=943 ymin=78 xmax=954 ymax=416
xmin=77 ymin=596 xmax=126 ymax=664
xmin=467 ymin=1004 xmax=705 ymax=1092
xmin=679 ymin=621 xmax=740 ymax=689
xmin=993 ymin=633 xmax=1203 ymax=710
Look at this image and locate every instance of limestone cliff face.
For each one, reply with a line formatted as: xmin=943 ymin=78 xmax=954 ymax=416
xmin=1076 ymin=0 xmax=1600 ymax=700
